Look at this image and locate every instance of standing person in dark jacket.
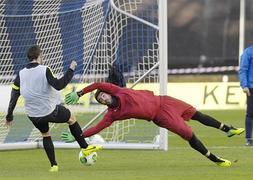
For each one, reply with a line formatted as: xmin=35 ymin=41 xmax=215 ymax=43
xmin=239 ymin=45 xmax=253 ymax=146
xmin=65 ymin=82 xmax=245 ymax=167
xmin=5 ymin=45 xmax=101 ymax=172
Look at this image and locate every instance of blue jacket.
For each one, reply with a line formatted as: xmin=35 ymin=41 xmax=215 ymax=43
xmin=239 ymin=45 xmax=253 ymax=88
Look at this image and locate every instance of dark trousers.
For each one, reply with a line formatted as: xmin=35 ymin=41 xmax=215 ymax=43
xmin=246 ymin=88 xmax=253 ymax=140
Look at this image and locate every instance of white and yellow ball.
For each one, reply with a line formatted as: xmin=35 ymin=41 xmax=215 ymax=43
xmin=79 ymin=151 xmax=97 ymax=166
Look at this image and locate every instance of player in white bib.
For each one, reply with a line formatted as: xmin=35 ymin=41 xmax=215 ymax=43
xmin=5 ymin=45 xmax=101 ymax=172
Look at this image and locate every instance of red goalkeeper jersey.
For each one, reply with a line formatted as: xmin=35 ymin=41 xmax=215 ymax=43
xmin=81 ymin=83 xmax=161 ymax=137
xmin=81 ymin=82 xmax=196 ymax=139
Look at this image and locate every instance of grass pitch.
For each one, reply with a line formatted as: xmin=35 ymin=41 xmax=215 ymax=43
xmin=0 ymin=110 xmax=253 ymax=180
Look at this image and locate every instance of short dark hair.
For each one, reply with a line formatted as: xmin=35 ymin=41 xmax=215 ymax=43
xmin=27 ymin=45 xmax=41 ymax=61
xmin=94 ymin=90 xmax=102 ymax=103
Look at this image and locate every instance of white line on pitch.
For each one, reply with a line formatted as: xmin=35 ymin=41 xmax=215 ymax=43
xmin=169 ymin=146 xmax=253 ymax=150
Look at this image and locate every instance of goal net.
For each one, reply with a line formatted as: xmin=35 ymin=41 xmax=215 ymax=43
xmin=0 ymin=0 xmax=167 ymax=150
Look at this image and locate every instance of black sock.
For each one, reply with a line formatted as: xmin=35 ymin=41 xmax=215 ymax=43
xmin=43 ymin=136 xmax=57 ymax=166
xmin=191 ymin=111 xmax=230 ymax=132
xmin=69 ymin=122 xmax=88 ymax=148
xmin=188 ymin=134 xmax=223 ymax=162
xmin=207 ymin=153 xmax=223 ymax=162
xmin=188 ymin=134 xmax=208 ymax=155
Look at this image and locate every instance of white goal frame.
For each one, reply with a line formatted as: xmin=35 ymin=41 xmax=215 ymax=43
xmin=0 ymin=0 xmax=168 ymax=151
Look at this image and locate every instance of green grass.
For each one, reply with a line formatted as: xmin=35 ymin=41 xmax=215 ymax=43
xmin=0 ymin=110 xmax=253 ymax=180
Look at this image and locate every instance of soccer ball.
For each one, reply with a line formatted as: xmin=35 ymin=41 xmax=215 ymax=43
xmin=79 ymin=151 xmax=98 ymax=166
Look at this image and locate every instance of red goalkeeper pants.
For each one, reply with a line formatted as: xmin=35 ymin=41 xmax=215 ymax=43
xmin=153 ymin=96 xmax=197 ymax=140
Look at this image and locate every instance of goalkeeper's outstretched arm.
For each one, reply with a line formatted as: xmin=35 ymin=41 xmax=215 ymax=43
xmin=62 ymin=114 xmax=113 ymax=142
xmin=77 ymin=82 xmax=121 ymax=97
xmin=82 ymin=115 xmax=113 ymax=137
xmin=65 ymin=63 xmax=125 ymax=104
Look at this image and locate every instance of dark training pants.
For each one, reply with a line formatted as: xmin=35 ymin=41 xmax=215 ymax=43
xmin=28 ymin=105 xmax=70 ymax=133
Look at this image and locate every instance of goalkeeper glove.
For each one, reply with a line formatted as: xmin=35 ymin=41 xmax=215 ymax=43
xmin=61 ymin=131 xmax=91 ymax=143
xmin=65 ymin=92 xmax=79 ymax=105
xmin=61 ymin=131 xmax=76 ymax=143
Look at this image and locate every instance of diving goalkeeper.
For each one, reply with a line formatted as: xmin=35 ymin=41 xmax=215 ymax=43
xmin=65 ymin=82 xmax=244 ymax=167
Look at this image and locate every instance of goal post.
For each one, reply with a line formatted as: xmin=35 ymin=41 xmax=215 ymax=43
xmin=0 ymin=0 xmax=168 ymax=151
xmin=158 ymin=0 xmax=168 ymax=151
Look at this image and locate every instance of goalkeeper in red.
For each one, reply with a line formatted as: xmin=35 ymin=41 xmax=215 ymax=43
xmin=65 ymin=82 xmax=244 ymax=167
